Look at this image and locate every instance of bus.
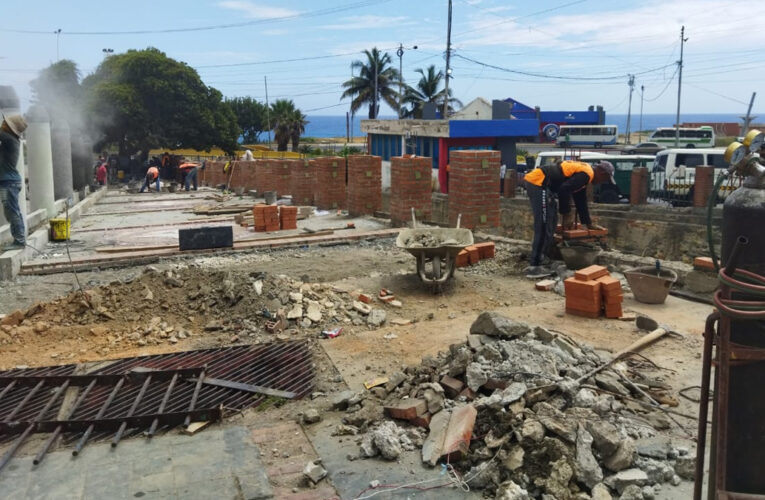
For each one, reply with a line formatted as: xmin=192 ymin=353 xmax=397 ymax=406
xmin=648 ymin=126 xmax=715 ymax=148
xmin=556 ymin=125 xmax=618 ymax=148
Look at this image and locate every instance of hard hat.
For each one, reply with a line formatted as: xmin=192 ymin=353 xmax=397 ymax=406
xmin=3 ymin=114 xmax=27 ymax=137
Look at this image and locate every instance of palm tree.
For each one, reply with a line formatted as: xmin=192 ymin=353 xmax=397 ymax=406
xmin=270 ymin=99 xmax=307 ymax=151
xmin=341 ymin=48 xmax=400 ymax=119
xmin=402 ymin=65 xmax=462 ymax=118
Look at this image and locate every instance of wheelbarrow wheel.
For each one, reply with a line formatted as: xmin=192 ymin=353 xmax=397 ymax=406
xmin=431 ymin=255 xmax=442 ymax=280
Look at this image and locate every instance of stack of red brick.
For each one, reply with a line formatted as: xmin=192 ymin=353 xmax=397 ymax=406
xmin=564 ymin=265 xmax=624 ymax=318
xmin=389 ymin=156 xmax=433 ymax=226
xmin=279 ymin=206 xmax=298 ymax=230
xmin=456 ymin=242 xmax=495 ymax=268
xmin=253 ymin=205 xmax=280 ymax=232
xmin=347 ymin=155 xmax=382 ymax=216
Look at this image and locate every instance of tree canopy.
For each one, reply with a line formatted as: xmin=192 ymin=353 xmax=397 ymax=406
xmin=82 ymin=48 xmax=239 ymax=156
xmin=403 ymin=65 xmax=462 ymax=118
xmin=225 ymin=96 xmax=268 ymax=144
xmin=341 ymin=48 xmax=400 ymax=119
xmin=270 ymin=99 xmax=308 ymax=152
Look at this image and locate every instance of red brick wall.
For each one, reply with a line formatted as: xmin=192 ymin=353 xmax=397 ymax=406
xmin=314 ymin=157 xmax=346 ymax=210
xmin=289 ymin=159 xmax=315 ymax=206
xmin=448 ymin=150 xmax=500 ymax=229
xmin=256 ymin=159 xmax=277 ymax=194
xmin=273 ymin=160 xmax=292 ymax=197
xmin=202 ymin=160 xmax=258 ymax=190
xmin=390 ymin=156 xmax=432 ymax=226
xmin=347 ymin=155 xmax=382 ymax=216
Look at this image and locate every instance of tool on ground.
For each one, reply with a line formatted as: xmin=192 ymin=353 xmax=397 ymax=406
xmin=302 ymin=222 xmax=355 ymax=233
xmin=576 ymin=316 xmax=674 ymax=383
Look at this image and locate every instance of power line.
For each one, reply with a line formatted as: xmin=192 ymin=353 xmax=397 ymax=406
xmin=0 ymin=0 xmax=394 ymax=35
xmin=303 ymin=102 xmax=348 ymax=113
xmin=685 ymin=83 xmax=750 ymax=106
xmin=453 ymin=0 xmax=588 ymax=38
xmin=643 ymin=66 xmax=678 ymax=102
xmin=194 ymin=50 xmax=372 ymax=69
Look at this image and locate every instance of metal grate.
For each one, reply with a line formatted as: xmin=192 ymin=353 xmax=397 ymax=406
xmin=0 ymin=341 xmax=313 ymax=471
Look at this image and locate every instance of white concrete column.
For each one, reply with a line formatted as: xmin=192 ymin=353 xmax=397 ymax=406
xmin=26 ymin=105 xmax=56 ymax=217
xmin=51 ymin=118 xmax=73 ymax=202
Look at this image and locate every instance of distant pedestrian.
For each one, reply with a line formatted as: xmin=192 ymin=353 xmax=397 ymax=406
xmin=241 ymin=149 xmax=254 ymax=161
xmin=96 ymin=162 xmax=108 ymax=186
xmin=140 ymin=166 xmax=160 ymax=193
xmin=0 ymin=115 xmax=29 ymax=249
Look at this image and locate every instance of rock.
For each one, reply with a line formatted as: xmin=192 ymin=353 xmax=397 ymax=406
xmin=353 ymin=301 xmax=371 ymax=315
xmin=360 ymin=433 xmax=377 ymax=458
xmin=306 ymin=303 xmax=323 ymax=323
xmin=533 ymin=326 xmax=556 ymax=343
xmin=645 ymin=411 xmax=672 ymax=430
xmin=604 ymin=440 xmax=637 ymax=472
xmin=502 ymin=445 xmax=525 ymax=471
xmin=287 ymin=305 xmax=303 ymax=320
xmin=674 ymin=456 xmax=696 ymax=481
xmin=635 ymin=457 xmax=674 ymax=484
xmin=595 ymin=373 xmax=630 ymax=396
xmin=495 ymin=480 xmax=530 ymax=500
xmin=670 ymin=474 xmax=681 ymax=486
xmin=371 ymin=421 xmax=403 ymax=460
xmin=168 ymin=336 xmax=178 ymax=344
xmin=423 ymin=387 xmax=445 ymax=415
xmin=331 ymin=390 xmax=356 ymax=410
xmin=0 ymin=310 xmax=25 ymax=327
xmin=606 ymin=468 xmax=648 ymax=494
xmin=331 ymin=424 xmax=359 ymax=436
xmin=575 ymin=425 xmax=603 ymax=489
xmin=470 ymin=312 xmax=530 ymax=339
xmin=164 ymin=277 xmax=184 ymax=288
xmin=33 ymin=322 xmax=49 ymax=334
xmin=543 ymin=457 xmax=574 ymax=499
xmin=635 ymin=436 xmax=672 ymax=460
xmin=641 ymin=485 xmax=655 ymax=500
xmin=422 ymin=410 xmax=451 ymax=466
xmin=289 ymin=292 xmax=303 ymax=303
xmin=592 ymin=483 xmax=613 ymax=500
xmin=253 ymin=280 xmax=263 ymax=295
xmin=303 ymin=461 xmax=327 ymax=484
xmin=204 ymin=321 xmax=223 ymax=331
xmin=587 ymin=421 xmax=622 ymax=457
xmin=385 ymin=371 xmax=407 ymax=392
xmin=475 ymin=382 xmax=527 ymax=410
xmin=520 ymin=419 xmax=546 ymax=443
xmin=367 ymin=309 xmax=386 ymax=328
xmin=573 ymin=388 xmax=598 ymax=408
xmin=539 ymin=414 xmax=577 ymax=443
xmin=619 ymin=484 xmax=644 ymax=500
xmin=477 ymin=344 xmax=503 ymax=363
xmin=465 ymin=362 xmax=488 ymax=391
xmin=303 ymin=409 xmax=321 ymax=424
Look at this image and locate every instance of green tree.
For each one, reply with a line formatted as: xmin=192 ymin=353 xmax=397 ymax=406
xmin=82 ymin=48 xmax=239 ymax=156
xmin=341 ymin=48 xmax=400 ymax=119
xmin=225 ymin=96 xmax=268 ymax=144
xmin=269 ymin=99 xmax=308 ymax=152
xmin=402 ymin=65 xmax=462 ymax=118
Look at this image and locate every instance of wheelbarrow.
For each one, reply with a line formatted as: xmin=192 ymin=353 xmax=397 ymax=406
xmin=396 ymin=210 xmax=474 ymax=290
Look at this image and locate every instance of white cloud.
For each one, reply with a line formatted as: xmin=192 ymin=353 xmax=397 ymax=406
xmin=320 ymin=15 xmax=414 ymax=31
xmin=217 ymin=1 xmax=300 ymax=19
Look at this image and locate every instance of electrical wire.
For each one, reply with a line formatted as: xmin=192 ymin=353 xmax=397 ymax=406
xmin=643 ymin=66 xmax=679 ymax=102
xmin=685 ymin=83 xmax=750 ymax=107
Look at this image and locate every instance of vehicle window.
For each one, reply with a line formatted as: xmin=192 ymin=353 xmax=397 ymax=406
xmin=702 ymin=130 xmax=712 ymax=139
xmin=676 ymin=153 xmax=704 ymax=167
xmin=540 ymin=156 xmax=559 ymax=167
xmin=708 ymin=154 xmax=727 ymax=168
xmin=653 ymin=155 xmax=667 ymax=172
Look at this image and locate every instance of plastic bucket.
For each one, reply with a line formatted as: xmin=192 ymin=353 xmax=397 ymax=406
xmin=50 ymin=218 xmax=71 ymax=241
xmin=624 ymin=266 xmax=678 ymax=304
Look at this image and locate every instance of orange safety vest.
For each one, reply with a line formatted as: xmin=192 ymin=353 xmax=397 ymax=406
xmin=523 ymin=160 xmax=593 ymax=187
xmin=147 ymin=166 xmax=159 ymax=180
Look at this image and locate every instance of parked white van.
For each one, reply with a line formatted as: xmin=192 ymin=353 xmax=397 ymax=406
xmin=534 ymin=151 xmax=607 ymax=168
xmin=650 ymin=148 xmax=732 ymax=204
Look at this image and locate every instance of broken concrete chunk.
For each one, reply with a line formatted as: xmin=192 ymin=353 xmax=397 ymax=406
xmin=331 ymin=390 xmax=357 ymax=411
xmin=587 ymin=421 xmax=622 ymax=457
xmin=470 ymin=312 xmax=530 ymax=339
xmin=538 ymin=414 xmax=577 ymax=443
xmin=595 ymin=373 xmax=630 ymax=396
xmin=422 ymin=410 xmax=451 ymax=466
xmin=605 ymin=468 xmax=648 ymax=494
xmin=592 ymin=483 xmax=613 ymax=500
xmin=423 ymin=387 xmax=445 ymax=414
xmin=532 ymin=326 xmax=556 ymax=343
xmin=575 ymin=424 xmax=604 ymax=489
xmin=303 ymin=461 xmax=327 ymax=484
xmin=604 ymin=440 xmax=637 ymax=472
xmin=520 ymin=419 xmax=545 ymax=443
xmin=465 ymin=362 xmax=488 ymax=391
xmin=286 ymin=304 xmax=303 ymax=320
xmin=353 ymin=301 xmax=372 ymax=315
xmin=303 ymin=409 xmax=321 ymax=424
xmin=371 ymin=421 xmax=404 ymax=460
xmin=467 ymin=334 xmax=483 ymax=350
xmin=502 ymin=446 xmax=525 ymax=471
xmin=441 ymin=405 xmax=477 ymax=463
xmin=619 ymin=484 xmax=644 ymax=500
xmin=635 ymin=436 xmax=672 ymax=460
xmin=674 ymin=455 xmax=696 ymax=481
xmin=306 ymin=303 xmax=322 ymax=323
xmin=385 ymin=371 xmax=407 ymax=392
xmin=494 ymin=480 xmax=530 ymax=500
xmin=366 ymin=309 xmax=386 ymax=328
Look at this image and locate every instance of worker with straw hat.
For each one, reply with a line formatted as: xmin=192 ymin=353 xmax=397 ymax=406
xmin=0 ymin=114 xmax=28 ymax=250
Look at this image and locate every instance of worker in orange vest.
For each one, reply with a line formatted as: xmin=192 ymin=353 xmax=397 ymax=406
xmin=523 ymin=160 xmax=612 ymax=276
xmin=140 ymin=166 xmax=160 ymax=193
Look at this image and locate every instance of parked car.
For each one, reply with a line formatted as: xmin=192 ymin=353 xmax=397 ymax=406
xmin=622 ymin=142 xmax=666 ymax=155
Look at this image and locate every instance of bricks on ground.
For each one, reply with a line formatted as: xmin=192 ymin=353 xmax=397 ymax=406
xmin=253 ymin=205 xmax=280 ymax=233
xmin=448 ymin=150 xmax=501 ymax=230
xmin=564 ymin=265 xmax=624 ymax=318
xmin=389 ymin=156 xmax=433 ymax=226
xmin=456 ymin=241 xmax=495 ymax=268
xmin=279 ymin=206 xmax=298 ymax=231
xmin=314 ymin=157 xmax=346 ymax=210
xmin=347 ymin=155 xmax=382 ymax=217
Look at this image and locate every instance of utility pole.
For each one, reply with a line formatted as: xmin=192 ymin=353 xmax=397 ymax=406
xmin=639 ymin=85 xmax=645 ymax=143
xmin=442 ymin=0 xmax=453 ymax=120
xmin=397 ymin=44 xmax=404 ymax=120
xmin=264 ymin=76 xmax=272 ymax=149
xmin=350 ymin=63 xmax=355 ymax=142
xmin=625 ymin=74 xmax=635 ymax=144
xmin=741 ymin=92 xmax=757 ymax=137
xmin=54 ymin=29 xmax=62 ymax=61
xmin=373 ymin=61 xmax=378 ymax=119
xmin=674 ymin=26 xmax=687 ymax=148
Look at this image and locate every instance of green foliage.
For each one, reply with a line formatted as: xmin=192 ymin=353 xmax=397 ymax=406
xmin=82 ymin=48 xmax=239 ymax=156
xmin=226 ymin=96 xmax=268 ymax=144
xmin=269 ymin=99 xmax=308 ymax=152
xmin=402 ymin=65 xmax=461 ymax=118
xmin=341 ymin=48 xmax=401 ymax=119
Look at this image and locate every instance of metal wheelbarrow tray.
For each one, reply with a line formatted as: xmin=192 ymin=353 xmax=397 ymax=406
xmin=396 ymin=228 xmax=474 ymax=287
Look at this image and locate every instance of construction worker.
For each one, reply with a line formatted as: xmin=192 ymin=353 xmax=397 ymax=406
xmin=0 ymin=115 xmax=28 ymax=250
xmin=179 ymin=162 xmax=200 ymax=191
xmin=140 ymin=166 xmax=160 ymax=193
xmin=523 ymin=159 xmax=611 ymax=276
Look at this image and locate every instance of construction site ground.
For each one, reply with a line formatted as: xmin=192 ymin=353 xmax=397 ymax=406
xmin=0 ymin=188 xmax=711 ymax=499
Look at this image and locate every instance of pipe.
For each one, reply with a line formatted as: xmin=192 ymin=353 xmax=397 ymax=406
xmin=694 ymin=311 xmax=720 ymax=500
xmin=724 ymin=236 xmax=749 ymax=278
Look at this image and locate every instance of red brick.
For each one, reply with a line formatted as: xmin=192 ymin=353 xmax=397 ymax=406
xmin=563 ymin=229 xmax=590 ymax=239
xmin=411 ymin=412 xmax=432 ymax=429
xmin=574 ymin=265 xmax=609 ymax=281
xmin=564 ymin=277 xmax=602 ymax=297
xmin=458 ymin=387 xmax=476 ymax=400
xmin=465 ymin=246 xmax=480 ymax=265
xmin=587 ymin=228 xmax=609 ymax=237
xmin=693 ymin=256 xmax=717 ymax=271
xmin=603 ymin=293 xmax=624 ymax=305
xmin=474 ymin=242 xmax=495 ymax=260
xmin=595 ymin=275 xmax=622 ymax=292
xmin=535 ymin=279 xmax=556 ymax=291
xmin=440 ymin=375 xmax=465 ymax=398
xmin=384 ymin=399 xmax=428 ymax=421
xmin=605 ymin=302 xmax=623 ymax=319
xmin=357 ymin=293 xmax=372 ymax=304
xmin=456 ymin=250 xmax=470 ymax=268
xmin=448 ymin=150 xmax=500 ymax=230
xmin=566 ymin=308 xmax=602 ymax=319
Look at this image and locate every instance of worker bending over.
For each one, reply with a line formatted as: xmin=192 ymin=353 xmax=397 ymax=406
xmin=140 ymin=166 xmax=160 ymax=193
xmin=523 ymin=159 xmax=613 ymax=275
xmin=179 ymin=162 xmax=200 ymax=191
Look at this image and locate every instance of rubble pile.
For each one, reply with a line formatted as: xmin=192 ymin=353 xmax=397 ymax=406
xmin=334 ymin=312 xmax=692 ymax=499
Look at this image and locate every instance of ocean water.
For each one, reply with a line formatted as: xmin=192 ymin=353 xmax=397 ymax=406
xmin=303 ymin=113 xmax=758 ymax=139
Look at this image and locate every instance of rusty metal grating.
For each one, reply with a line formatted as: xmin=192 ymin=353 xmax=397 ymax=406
xmin=0 ymin=341 xmax=313 ymax=470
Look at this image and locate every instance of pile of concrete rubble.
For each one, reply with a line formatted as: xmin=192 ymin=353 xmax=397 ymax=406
xmin=329 ymin=312 xmax=696 ymax=500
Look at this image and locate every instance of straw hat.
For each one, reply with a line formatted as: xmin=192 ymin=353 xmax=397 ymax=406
xmin=3 ymin=115 xmax=27 ymax=137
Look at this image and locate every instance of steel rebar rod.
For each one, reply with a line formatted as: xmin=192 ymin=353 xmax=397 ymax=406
xmin=34 ymin=379 xmax=97 ymax=465
xmin=4 ymin=380 xmax=44 ymax=422
xmin=184 ymin=370 xmax=205 ymax=428
xmin=0 ymin=381 xmax=16 ymax=407
xmin=147 ymin=374 xmax=178 ymax=437
xmin=72 ymin=378 xmax=124 ymax=456
xmin=111 ymin=375 xmax=152 ymax=448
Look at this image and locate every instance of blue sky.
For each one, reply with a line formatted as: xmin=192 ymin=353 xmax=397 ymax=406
xmin=1 ymin=0 xmax=763 ymax=118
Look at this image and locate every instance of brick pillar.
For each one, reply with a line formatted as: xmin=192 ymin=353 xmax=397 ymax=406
xmin=289 ymin=159 xmax=315 ymax=206
xmin=255 ymin=159 xmax=276 ymax=194
xmin=630 ymin=167 xmax=649 ymax=205
xmin=448 ymin=150 xmax=500 ymax=229
xmin=347 ymin=155 xmax=382 ymax=216
xmin=390 ymin=156 xmax=433 ymax=226
xmin=693 ymin=165 xmax=714 ymax=207
xmin=314 ymin=157 xmax=346 ymax=210
xmin=273 ymin=160 xmax=291 ymax=196
xmin=503 ymin=171 xmax=517 ymax=199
